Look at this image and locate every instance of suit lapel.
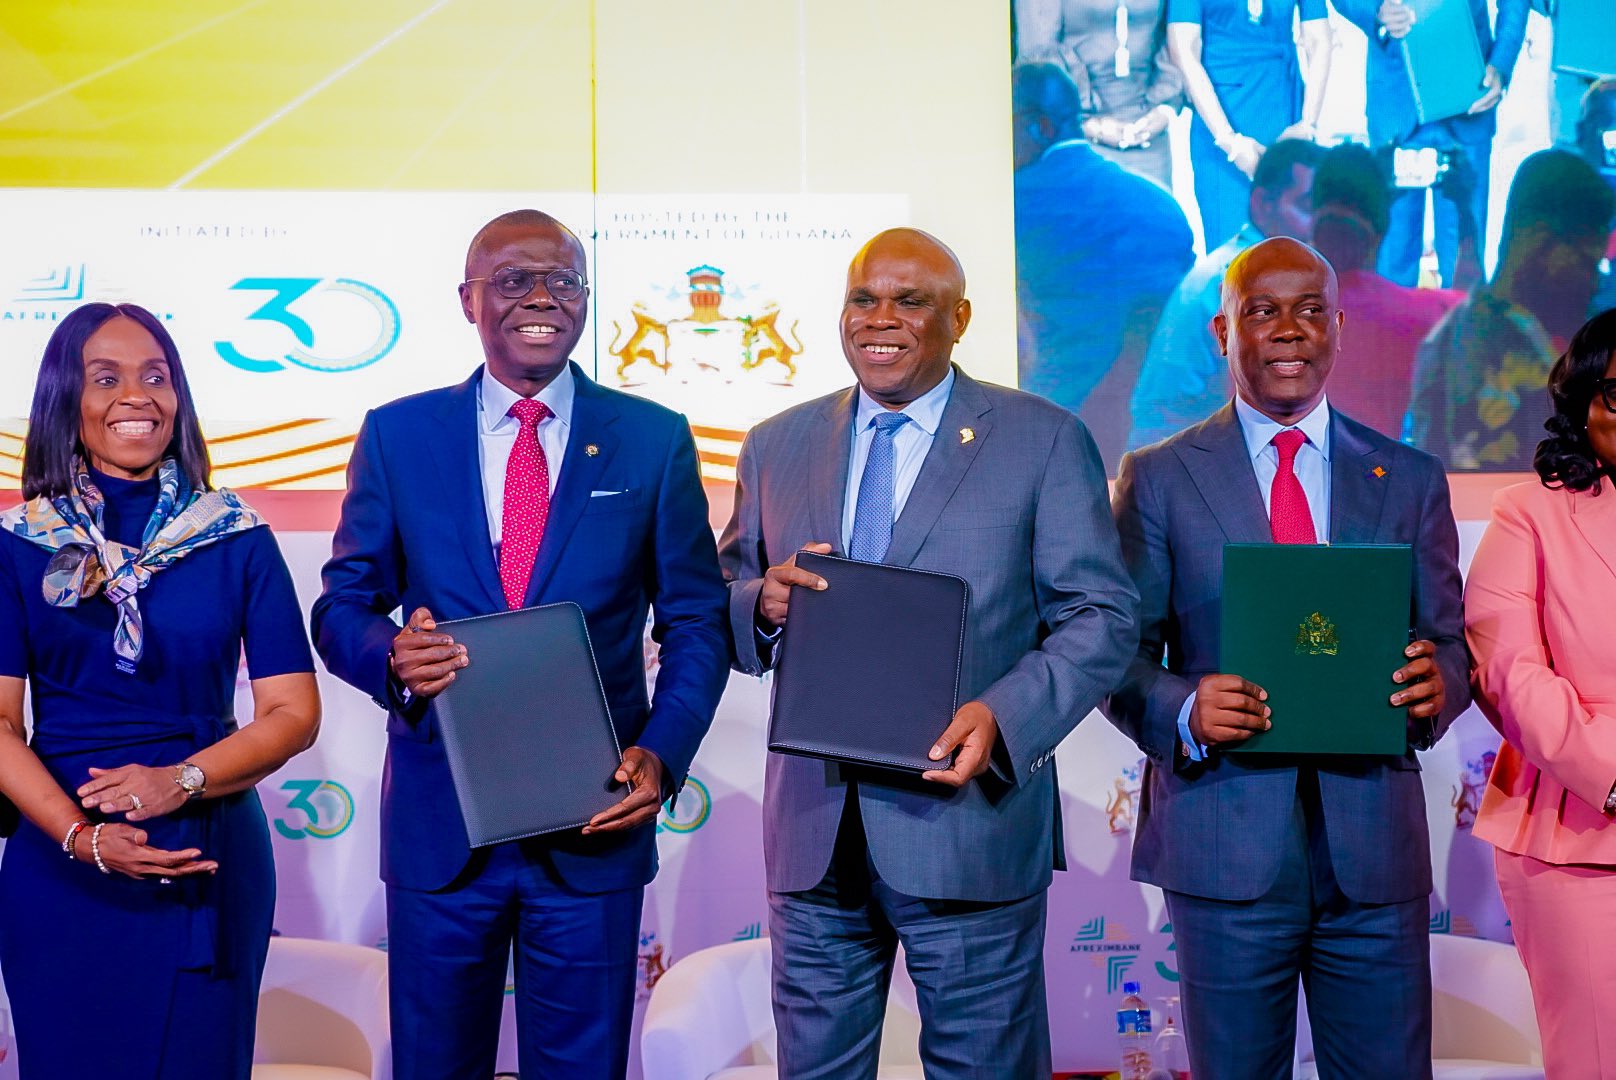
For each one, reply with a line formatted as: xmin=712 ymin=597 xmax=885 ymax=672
xmin=808 ymin=389 xmax=856 ymax=553
xmin=883 ymin=369 xmax=994 ymax=567
xmin=525 ymin=365 xmax=621 ymax=605
xmin=1178 ymin=405 xmax=1271 ymax=544
xmin=1327 ymin=413 xmax=1391 ymax=544
xmin=428 ymin=370 xmax=504 ymax=610
xmin=1572 ymin=487 xmax=1616 ymax=585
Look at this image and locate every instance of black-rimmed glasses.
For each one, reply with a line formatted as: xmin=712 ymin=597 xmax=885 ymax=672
xmin=1598 ymin=378 xmax=1616 ymax=414
xmin=464 ymin=267 xmax=588 ymax=301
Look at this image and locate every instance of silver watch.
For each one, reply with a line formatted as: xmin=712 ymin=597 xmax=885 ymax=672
xmin=174 ymin=762 xmax=206 ymax=799
xmin=1604 ymin=782 xmax=1616 ymax=816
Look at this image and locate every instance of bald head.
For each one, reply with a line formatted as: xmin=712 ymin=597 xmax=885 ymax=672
xmin=465 ymin=209 xmax=584 ymax=278
xmin=1222 ymin=237 xmax=1337 ymax=317
xmin=1214 ymin=236 xmax=1343 ymax=425
xmin=849 ymin=228 xmax=967 ymax=303
xmin=840 ymin=228 xmax=972 ymax=408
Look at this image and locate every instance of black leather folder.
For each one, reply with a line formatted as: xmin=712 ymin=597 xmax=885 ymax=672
xmin=769 ymin=552 xmax=968 ymax=773
xmin=434 ymin=602 xmax=623 ymax=846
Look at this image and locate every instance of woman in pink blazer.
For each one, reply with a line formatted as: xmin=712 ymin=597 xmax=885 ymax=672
xmin=1467 ymin=308 xmax=1616 ymax=1076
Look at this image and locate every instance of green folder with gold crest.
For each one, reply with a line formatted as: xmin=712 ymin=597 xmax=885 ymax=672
xmin=1219 ymin=544 xmax=1413 ymax=756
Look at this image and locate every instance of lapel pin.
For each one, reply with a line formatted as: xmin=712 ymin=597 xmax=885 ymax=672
xmin=960 ymin=427 xmax=975 ymax=445
xmin=585 ymin=444 xmax=599 ymax=457
xmin=1371 ymin=465 xmax=1387 ymax=479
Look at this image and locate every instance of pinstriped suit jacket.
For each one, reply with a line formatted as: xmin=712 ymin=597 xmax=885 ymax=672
xmin=718 ymin=367 xmax=1138 ymax=902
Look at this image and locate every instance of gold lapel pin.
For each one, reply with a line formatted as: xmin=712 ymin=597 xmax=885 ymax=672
xmin=585 ymin=444 xmax=599 ymax=457
xmin=960 ymin=427 xmax=975 ymax=445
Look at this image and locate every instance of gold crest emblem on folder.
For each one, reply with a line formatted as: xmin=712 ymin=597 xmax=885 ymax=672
xmin=1295 ymin=612 xmax=1339 ymax=656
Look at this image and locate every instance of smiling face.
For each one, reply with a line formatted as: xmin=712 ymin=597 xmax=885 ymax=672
xmin=459 ymin=215 xmax=588 ymax=394
xmin=839 ymin=229 xmax=971 ymax=409
xmin=1215 ymin=237 xmax=1343 ymax=425
xmin=78 ymin=315 xmax=177 ymax=481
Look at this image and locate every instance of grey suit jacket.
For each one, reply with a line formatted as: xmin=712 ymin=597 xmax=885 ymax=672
xmin=1104 ymin=404 xmax=1469 ymax=904
xmin=718 ymin=367 xmax=1138 ymax=902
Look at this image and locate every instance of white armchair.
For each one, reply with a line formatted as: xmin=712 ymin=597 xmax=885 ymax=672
xmin=252 ymin=936 xmax=391 ymax=1080
xmin=1295 ymin=933 xmax=1543 ymax=1080
xmin=641 ymin=937 xmax=923 ymax=1080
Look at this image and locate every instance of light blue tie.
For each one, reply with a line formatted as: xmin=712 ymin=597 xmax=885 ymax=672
xmin=848 ymin=411 xmax=911 ymax=562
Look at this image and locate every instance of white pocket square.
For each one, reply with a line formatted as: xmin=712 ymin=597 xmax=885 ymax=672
xmin=589 ymin=489 xmax=627 ymax=497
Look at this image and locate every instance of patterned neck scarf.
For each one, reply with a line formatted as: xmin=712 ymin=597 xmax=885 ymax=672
xmin=0 ymin=456 xmax=263 ymax=673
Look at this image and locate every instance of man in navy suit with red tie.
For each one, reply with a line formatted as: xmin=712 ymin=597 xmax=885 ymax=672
xmin=312 ymin=210 xmax=729 ymax=1080
xmin=1104 ymin=237 xmax=1468 ymax=1078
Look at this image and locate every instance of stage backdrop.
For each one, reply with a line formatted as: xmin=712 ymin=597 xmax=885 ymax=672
xmin=0 ymin=0 xmax=1541 ymax=1075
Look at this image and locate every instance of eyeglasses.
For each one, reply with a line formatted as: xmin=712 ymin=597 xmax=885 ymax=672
xmin=464 ymin=267 xmax=588 ymax=302
xmin=1599 ymin=378 xmax=1616 ymax=414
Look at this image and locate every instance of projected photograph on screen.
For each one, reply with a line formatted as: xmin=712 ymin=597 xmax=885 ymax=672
xmin=1009 ymin=0 xmax=1616 ymax=474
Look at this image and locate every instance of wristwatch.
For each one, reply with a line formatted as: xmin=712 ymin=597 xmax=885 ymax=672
xmin=1603 ymin=782 xmax=1616 ymax=816
xmin=174 ymin=762 xmax=207 ymax=799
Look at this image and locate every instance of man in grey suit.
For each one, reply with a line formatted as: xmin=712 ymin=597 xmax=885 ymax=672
xmin=1105 ymin=237 xmax=1468 ymax=1079
xmin=718 ymin=228 xmax=1137 ymax=1078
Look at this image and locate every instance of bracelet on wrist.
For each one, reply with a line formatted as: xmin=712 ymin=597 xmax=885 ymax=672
xmin=90 ymin=822 xmax=110 ymax=875
xmin=61 ymin=819 xmax=89 ymax=859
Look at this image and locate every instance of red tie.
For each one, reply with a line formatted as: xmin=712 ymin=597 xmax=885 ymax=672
xmin=1269 ymin=429 xmax=1317 ymax=544
xmin=499 ymin=398 xmax=553 ymax=609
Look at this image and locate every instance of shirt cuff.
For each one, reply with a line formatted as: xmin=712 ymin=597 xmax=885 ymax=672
xmin=1177 ymin=693 xmax=1208 ymax=762
xmin=754 ymin=620 xmax=783 ymax=664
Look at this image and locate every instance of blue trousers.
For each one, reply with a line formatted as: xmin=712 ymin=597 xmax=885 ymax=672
xmin=386 ymin=842 xmax=642 ymax=1080
xmin=1164 ymin=768 xmax=1432 ymax=1080
xmin=767 ymin=791 xmax=1051 ymax=1080
xmin=1379 ymin=131 xmax=1493 ymax=288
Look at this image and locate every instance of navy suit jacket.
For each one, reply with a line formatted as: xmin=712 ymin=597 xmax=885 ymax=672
xmin=1336 ymin=0 xmax=1528 ymax=146
xmin=311 ymin=363 xmax=730 ymax=894
xmin=1103 ymin=405 xmax=1469 ymax=904
xmin=720 ymin=369 xmax=1139 ymax=902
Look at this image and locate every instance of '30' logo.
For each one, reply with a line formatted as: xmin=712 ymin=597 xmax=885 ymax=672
xmin=273 ymin=779 xmax=356 ymax=840
xmin=215 ymin=277 xmax=401 ymax=373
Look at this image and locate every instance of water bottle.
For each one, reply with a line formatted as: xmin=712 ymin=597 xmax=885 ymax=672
xmin=1117 ymin=979 xmax=1155 ymax=1079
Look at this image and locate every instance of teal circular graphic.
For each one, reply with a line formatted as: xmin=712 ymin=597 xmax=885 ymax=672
xmin=657 ymin=776 xmax=711 ymax=834
xmin=214 ymin=276 xmax=401 ymax=374
xmin=273 ymin=779 xmax=356 ymax=840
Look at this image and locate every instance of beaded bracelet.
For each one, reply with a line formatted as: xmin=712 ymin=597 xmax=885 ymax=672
xmin=90 ymin=822 xmax=110 ymax=875
xmin=61 ymin=819 xmax=89 ymax=859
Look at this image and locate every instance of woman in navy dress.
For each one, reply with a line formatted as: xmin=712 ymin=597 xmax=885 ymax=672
xmin=1168 ymin=0 xmax=1331 ymax=248
xmin=0 ymin=303 xmax=320 ymax=1078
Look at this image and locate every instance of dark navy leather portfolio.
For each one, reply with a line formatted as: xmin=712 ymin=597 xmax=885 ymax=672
xmin=769 ymin=551 xmax=969 ymax=773
xmin=435 ymin=602 xmax=623 ymax=845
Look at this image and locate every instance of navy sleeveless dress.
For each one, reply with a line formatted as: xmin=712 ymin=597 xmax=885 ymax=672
xmin=0 ymin=470 xmax=313 ymax=1078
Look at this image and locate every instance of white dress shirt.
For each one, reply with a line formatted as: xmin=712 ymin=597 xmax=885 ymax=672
xmin=477 ymin=364 xmax=574 ymax=552
xmin=840 ymin=368 xmax=956 ymax=551
xmin=1178 ymin=395 xmax=1334 ymax=760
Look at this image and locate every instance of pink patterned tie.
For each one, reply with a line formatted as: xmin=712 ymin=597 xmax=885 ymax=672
xmin=1269 ymin=429 xmax=1316 ymax=544
xmin=499 ymin=398 xmax=553 ymax=609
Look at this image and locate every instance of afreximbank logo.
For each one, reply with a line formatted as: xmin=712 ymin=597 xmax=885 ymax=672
xmin=273 ymin=779 xmax=356 ymax=840
xmin=657 ymin=775 xmax=712 ymax=834
xmin=214 ymin=276 xmax=400 ymax=373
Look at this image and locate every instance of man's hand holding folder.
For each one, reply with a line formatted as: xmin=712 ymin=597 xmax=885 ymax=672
xmin=392 ymin=605 xmax=664 ymax=835
xmin=1189 ymin=639 xmax=1448 ymax=752
xmin=758 ymin=545 xmax=995 ymax=787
